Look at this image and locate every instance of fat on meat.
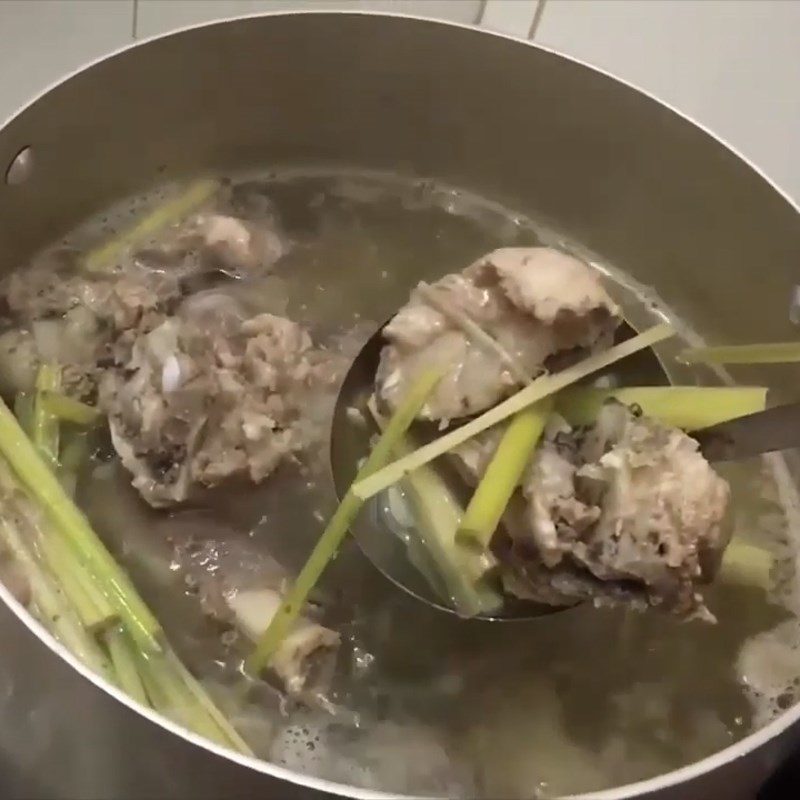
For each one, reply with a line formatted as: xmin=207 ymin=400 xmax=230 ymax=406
xmin=376 ymin=247 xmax=620 ymax=421
xmin=99 ymin=296 xmax=341 ymax=507
xmin=509 ymin=403 xmax=731 ymax=618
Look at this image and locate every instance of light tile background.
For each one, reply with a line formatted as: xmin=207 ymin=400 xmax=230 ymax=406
xmin=534 ymin=0 xmax=800 ymax=204
xmin=135 ymin=0 xmax=482 ymax=39
xmin=0 ymin=0 xmax=798 ymax=202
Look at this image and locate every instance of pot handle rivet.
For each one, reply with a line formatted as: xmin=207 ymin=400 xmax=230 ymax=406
xmin=790 ymin=285 xmax=800 ymax=325
xmin=5 ymin=146 xmax=33 ymax=186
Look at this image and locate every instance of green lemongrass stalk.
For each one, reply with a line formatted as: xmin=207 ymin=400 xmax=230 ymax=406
xmin=4 ymin=395 xmax=247 ymax=755
xmin=40 ymin=391 xmax=101 ymax=426
xmin=0 ymin=515 xmax=113 ymax=679
xmin=14 ymin=393 xmax=33 ymax=436
xmin=720 ymin=541 xmax=773 ymax=590
xmin=105 ymin=625 xmax=147 ymax=705
xmin=557 ymin=386 xmax=768 ymax=430
xmin=137 ymin=650 xmax=245 ymax=751
xmin=457 ymin=398 xmax=553 ymax=551
xmin=246 ymin=367 xmax=445 ymax=675
xmin=680 ymin=342 xmax=800 ymax=365
xmin=368 ymin=399 xmax=501 ymax=615
xmin=401 ymin=459 xmax=502 ymax=616
xmin=352 ymin=323 xmax=675 ymax=503
xmin=39 ymin=529 xmax=116 ymax=631
xmin=33 ymin=364 xmax=61 ymax=466
xmin=83 ymin=178 xmax=219 ymax=272
xmin=163 ymin=648 xmax=253 ymax=756
xmin=59 ymin=432 xmax=90 ymax=495
xmin=59 ymin=433 xmax=89 ymax=473
xmin=0 ymin=395 xmax=162 ymax=651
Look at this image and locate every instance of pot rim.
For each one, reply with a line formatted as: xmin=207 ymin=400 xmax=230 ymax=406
xmin=1 ymin=10 xmax=799 ymax=800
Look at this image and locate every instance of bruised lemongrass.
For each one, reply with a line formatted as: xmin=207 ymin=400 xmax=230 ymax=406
xmin=417 ymin=282 xmax=533 ymax=385
xmin=0 ymin=395 xmax=162 ymax=651
xmin=39 ymin=529 xmax=116 ymax=631
xmin=557 ymin=386 xmax=768 ymax=430
xmin=368 ymin=399 xmax=502 ymax=616
xmin=246 ymin=367 xmax=445 ymax=675
xmin=59 ymin=432 xmax=90 ymax=494
xmin=457 ymin=398 xmax=553 ymax=551
xmin=400 ymin=454 xmax=502 ymax=615
xmin=40 ymin=391 xmax=101 ymax=426
xmin=352 ymin=324 xmax=675 ymax=503
xmin=720 ymin=541 xmax=773 ymax=591
xmin=680 ymin=342 xmax=800 ymax=365
xmin=83 ymin=177 xmax=219 ymax=273
xmin=14 ymin=393 xmax=33 ymax=436
xmin=0 ymin=514 xmax=113 ymax=679
xmin=136 ymin=647 xmax=253 ymax=753
xmin=105 ymin=625 xmax=147 ymax=705
xmin=33 ymin=364 xmax=61 ymax=467
xmin=163 ymin=647 xmax=253 ymax=756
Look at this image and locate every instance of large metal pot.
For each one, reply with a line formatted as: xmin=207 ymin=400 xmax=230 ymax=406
xmin=0 ymin=12 xmax=798 ymax=799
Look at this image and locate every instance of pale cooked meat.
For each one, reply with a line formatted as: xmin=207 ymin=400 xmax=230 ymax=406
xmin=376 ymin=247 xmax=620 ymax=421
xmin=170 ymin=519 xmax=339 ymax=696
xmin=227 ymin=588 xmax=339 ymax=695
xmin=508 ymin=403 xmax=731 ymax=618
xmin=0 ymin=207 xmax=288 ymax=399
xmin=99 ymin=297 xmax=340 ymax=506
xmin=195 ymin=214 xmax=287 ymax=275
xmin=3 ymin=259 xmax=182 ymax=332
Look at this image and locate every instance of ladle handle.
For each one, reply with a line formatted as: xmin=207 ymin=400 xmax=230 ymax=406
xmin=693 ymin=401 xmax=800 ymax=462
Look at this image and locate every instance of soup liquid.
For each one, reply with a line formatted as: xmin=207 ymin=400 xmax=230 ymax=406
xmin=71 ymin=170 xmax=799 ymax=798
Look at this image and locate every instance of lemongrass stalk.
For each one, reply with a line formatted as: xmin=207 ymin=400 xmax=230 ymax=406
xmin=39 ymin=530 xmax=116 ymax=631
xmin=14 ymin=393 xmax=33 ymax=436
xmin=246 ymin=367 xmax=445 ymax=675
xmin=163 ymin=648 xmax=253 ymax=756
xmin=59 ymin=433 xmax=89 ymax=473
xmin=136 ymin=651 xmax=234 ymax=749
xmin=136 ymin=653 xmax=171 ymax=714
xmin=401 ymin=461 xmax=502 ymax=616
xmin=40 ymin=392 xmax=101 ymax=426
xmin=33 ymin=364 xmax=61 ymax=466
xmin=367 ymin=400 xmax=501 ymax=615
xmin=557 ymin=386 xmax=768 ymax=430
xmin=680 ymin=342 xmax=800 ymax=365
xmin=720 ymin=541 xmax=773 ymax=590
xmin=83 ymin=178 xmax=219 ymax=273
xmin=1 ymin=407 xmax=245 ymax=752
xmin=457 ymin=398 xmax=553 ymax=551
xmin=59 ymin=433 xmax=89 ymax=496
xmin=352 ymin=323 xmax=675 ymax=502
xmin=417 ymin=282 xmax=533 ymax=385
xmin=0 ymin=515 xmax=113 ymax=679
xmin=0 ymin=396 xmax=162 ymax=651
xmin=105 ymin=625 xmax=147 ymax=706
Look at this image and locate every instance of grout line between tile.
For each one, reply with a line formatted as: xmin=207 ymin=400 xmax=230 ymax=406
xmin=474 ymin=0 xmax=489 ymax=27
xmin=131 ymin=0 xmax=139 ymax=40
xmin=528 ymin=0 xmax=547 ymax=40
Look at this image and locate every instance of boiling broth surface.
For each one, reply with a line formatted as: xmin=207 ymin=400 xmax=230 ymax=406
xmin=43 ymin=170 xmax=800 ymax=797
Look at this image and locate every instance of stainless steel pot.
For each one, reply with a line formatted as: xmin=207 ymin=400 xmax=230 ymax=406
xmin=0 ymin=11 xmax=798 ymax=799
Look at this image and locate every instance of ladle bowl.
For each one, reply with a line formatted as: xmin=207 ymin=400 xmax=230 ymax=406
xmin=329 ymin=318 xmax=670 ymax=620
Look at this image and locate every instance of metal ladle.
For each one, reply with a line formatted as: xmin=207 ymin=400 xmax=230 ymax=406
xmin=329 ymin=321 xmax=671 ymax=621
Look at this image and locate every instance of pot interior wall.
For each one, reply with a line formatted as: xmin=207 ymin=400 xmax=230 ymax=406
xmin=1 ymin=13 xmax=798 ymax=359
